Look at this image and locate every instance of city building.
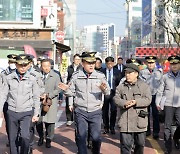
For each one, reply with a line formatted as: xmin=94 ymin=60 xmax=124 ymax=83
xmin=124 ymin=0 xmax=142 ymax=58
xmin=0 ymin=0 xmax=70 ymax=69
xmin=76 ymin=23 xmax=115 ymax=60
xmin=61 ymin=0 xmax=77 ymax=54
xmin=142 ymin=0 xmax=179 ymax=48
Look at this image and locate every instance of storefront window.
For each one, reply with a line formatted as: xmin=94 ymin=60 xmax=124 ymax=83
xmin=0 ymin=0 xmax=33 ymax=22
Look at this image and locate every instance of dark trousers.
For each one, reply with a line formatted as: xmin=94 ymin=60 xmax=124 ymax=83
xmin=65 ymin=97 xmax=73 ymax=121
xmin=164 ymin=106 xmax=180 ymax=152
xmin=103 ymin=91 xmax=117 ymax=130
xmin=3 ymin=102 xmax=9 ymax=140
xmin=74 ymin=108 xmax=102 ymax=154
xmin=7 ymin=110 xmax=33 ymax=154
xmin=147 ymin=95 xmax=160 ymax=134
xmin=120 ymin=132 xmax=146 ymax=154
xmin=29 ymin=122 xmax=35 ymax=148
xmin=173 ymin=126 xmax=180 ymax=140
xmin=36 ymin=122 xmax=55 ymax=140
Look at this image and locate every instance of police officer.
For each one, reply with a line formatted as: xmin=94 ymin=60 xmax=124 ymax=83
xmin=1 ymin=54 xmax=17 ymax=146
xmin=114 ymin=63 xmax=151 ymax=154
xmin=58 ymin=52 xmax=110 ymax=154
xmin=156 ymin=55 xmax=180 ymax=154
xmin=25 ymin=54 xmax=45 ymax=154
xmin=0 ymin=54 xmax=41 ymax=154
xmin=140 ymin=56 xmax=163 ymax=139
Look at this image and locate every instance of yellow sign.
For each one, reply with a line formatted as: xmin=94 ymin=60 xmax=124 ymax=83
xmin=60 ymin=55 xmax=68 ymax=74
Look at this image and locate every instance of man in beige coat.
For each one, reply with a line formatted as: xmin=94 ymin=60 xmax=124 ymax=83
xmin=114 ymin=63 xmax=151 ymax=154
xmin=36 ymin=59 xmax=61 ymax=148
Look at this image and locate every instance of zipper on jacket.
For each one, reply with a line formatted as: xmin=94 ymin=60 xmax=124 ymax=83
xmin=86 ymin=78 xmax=88 ymax=111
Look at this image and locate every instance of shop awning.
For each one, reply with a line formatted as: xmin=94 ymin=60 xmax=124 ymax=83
xmin=55 ymin=41 xmax=71 ymax=53
xmin=0 ymin=40 xmax=52 ymax=51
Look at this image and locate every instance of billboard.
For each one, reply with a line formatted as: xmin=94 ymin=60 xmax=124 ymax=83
xmin=142 ymin=0 xmax=152 ymax=38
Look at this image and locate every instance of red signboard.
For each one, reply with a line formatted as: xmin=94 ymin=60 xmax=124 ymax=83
xmin=56 ymin=31 xmax=65 ymax=42
xmin=41 ymin=8 xmax=48 ymax=17
xmin=135 ymin=47 xmax=179 ymax=57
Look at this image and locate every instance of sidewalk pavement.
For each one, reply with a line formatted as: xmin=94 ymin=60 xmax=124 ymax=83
xmin=0 ymin=103 xmax=179 ymax=154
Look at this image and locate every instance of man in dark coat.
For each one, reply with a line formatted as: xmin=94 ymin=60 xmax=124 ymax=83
xmin=65 ymin=54 xmax=82 ymax=126
xmin=114 ymin=57 xmax=125 ymax=77
xmin=102 ymin=56 xmax=122 ymax=134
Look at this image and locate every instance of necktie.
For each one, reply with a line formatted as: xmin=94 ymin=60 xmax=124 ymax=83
xmin=108 ymin=70 xmax=111 ymax=88
xmin=20 ymin=75 xmax=23 ymax=80
xmin=43 ymin=74 xmax=47 ymax=83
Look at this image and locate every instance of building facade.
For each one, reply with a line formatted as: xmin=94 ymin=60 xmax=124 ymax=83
xmin=124 ymin=0 xmax=142 ymax=58
xmin=142 ymin=0 xmax=179 ymax=48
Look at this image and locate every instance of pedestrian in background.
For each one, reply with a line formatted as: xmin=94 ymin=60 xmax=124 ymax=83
xmin=140 ymin=56 xmax=163 ymax=139
xmin=156 ymin=55 xmax=180 ymax=154
xmin=65 ymin=54 xmax=82 ymax=126
xmin=114 ymin=63 xmax=151 ymax=154
xmin=114 ymin=57 xmax=125 ymax=77
xmin=95 ymin=57 xmax=104 ymax=72
xmin=0 ymin=54 xmax=40 ymax=154
xmin=102 ymin=56 xmax=122 ymax=134
xmin=58 ymin=52 xmax=110 ymax=154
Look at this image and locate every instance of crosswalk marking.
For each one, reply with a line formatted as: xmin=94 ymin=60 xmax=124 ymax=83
xmin=147 ymin=136 xmax=164 ymax=154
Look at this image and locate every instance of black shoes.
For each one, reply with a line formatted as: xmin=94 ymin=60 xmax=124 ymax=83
xmin=28 ymin=148 xmax=33 ymax=154
xmin=110 ymin=129 xmax=115 ymax=135
xmin=46 ymin=139 xmax=51 ymax=148
xmin=38 ymin=137 xmax=44 ymax=146
xmin=146 ymin=131 xmax=151 ymax=136
xmin=164 ymin=150 xmax=171 ymax=154
xmin=103 ymin=128 xmax=109 ymax=134
xmin=153 ymin=133 xmax=159 ymax=140
xmin=87 ymin=140 xmax=92 ymax=149
xmin=174 ymin=139 xmax=180 ymax=149
xmin=6 ymin=141 xmax=10 ymax=147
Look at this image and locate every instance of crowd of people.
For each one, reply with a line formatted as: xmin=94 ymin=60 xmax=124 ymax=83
xmin=0 ymin=52 xmax=179 ymax=154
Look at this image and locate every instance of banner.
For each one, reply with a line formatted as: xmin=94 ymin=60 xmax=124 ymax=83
xmin=24 ymin=45 xmax=37 ymax=59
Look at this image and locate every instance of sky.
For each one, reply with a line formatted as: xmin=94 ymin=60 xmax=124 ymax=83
xmin=77 ymin=0 xmax=127 ymax=36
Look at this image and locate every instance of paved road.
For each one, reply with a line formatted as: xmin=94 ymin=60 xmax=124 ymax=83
xmin=0 ymin=103 xmax=179 ymax=154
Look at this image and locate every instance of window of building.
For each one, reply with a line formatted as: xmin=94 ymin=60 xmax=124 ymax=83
xmin=0 ymin=0 xmax=33 ymax=22
xmin=173 ymin=5 xmax=180 ymax=14
xmin=132 ymin=7 xmax=141 ymax=11
xmin=173 ymin=18 xmax=180 ymax=28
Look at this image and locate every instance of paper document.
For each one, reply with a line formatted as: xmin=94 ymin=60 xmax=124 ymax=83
xmin=0 ymin=118 xmax=3 ymax=127
xmin=160 ymin=96 xmax=166 ymax=110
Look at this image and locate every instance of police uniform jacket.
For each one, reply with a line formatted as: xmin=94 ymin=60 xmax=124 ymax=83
xmin=64 ymin=68 xmax=111 ymax=112
xmin=41 ymin=69 xmax=61 ymax=123
xmin=0 ymin=67 xmax=15 ymax=83
xmin=0 ymin=70 xmax=41 ymax=116
xmin=29 ymin=67 xmax=45 ymax=95
xmin=140 ymin=67 xmax=163 ymax=95
xmin=156 ymin=71 xmax=180 ymax=107
xmin=114 ymin=79 xmax=151 ymax=132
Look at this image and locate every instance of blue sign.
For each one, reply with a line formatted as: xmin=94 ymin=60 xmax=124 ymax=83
xmin=142 ymin=0 xmax=152 ymax=38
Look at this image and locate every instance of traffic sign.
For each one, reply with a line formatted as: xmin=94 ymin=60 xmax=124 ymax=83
xmin=56 ymin=31 xmax=65 ymax=42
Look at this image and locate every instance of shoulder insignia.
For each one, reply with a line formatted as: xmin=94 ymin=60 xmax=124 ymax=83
xmin=30 ymin=72 xmax=36 ymax=77
xmin=72 ymin=70 xmax=79 ymax=75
